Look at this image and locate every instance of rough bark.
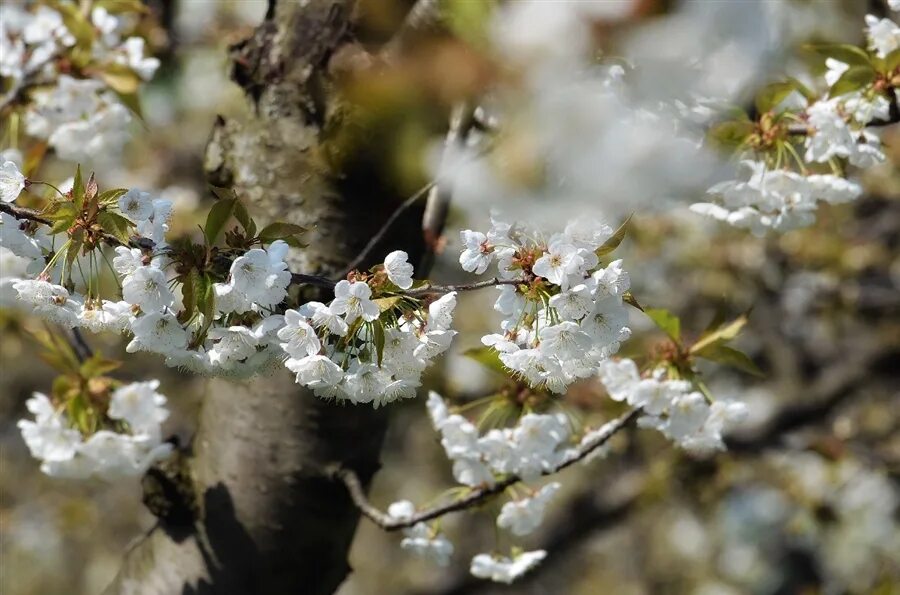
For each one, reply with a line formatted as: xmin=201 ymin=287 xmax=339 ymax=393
xmin=105 ymin=1 xmax=427 ymax=593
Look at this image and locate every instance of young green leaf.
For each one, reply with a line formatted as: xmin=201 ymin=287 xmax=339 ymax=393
xmin=708 ymin=120 xmax=755 ymax=150
xmin=829 ymin=65 xmax=876 ymax=97
xmin=690 ymin=312 xmax=750 ymax=354
xmin=258 ymin=222 xmax=308 ymax=243
xmin=645 ymin=308 xmax=681 ymax=343
xmin=755 ymin=81 xmax=800 ymax=114
xmin=694 ymin=344 xmax=764 ymax=377
xmin=595 ymin=214 xmax=632 ymax=257
xmin=204 ymin=198 xmax=237 ymax=245
xmin=806 ymin=43 xmax=872 ymax=67
xmin=462 ymin=346 xmax=508 ymax=376
xmin=373 ymin=322 xmax=385 ymax=367
xmin=97 ymin=211 xmax=135 ymax=244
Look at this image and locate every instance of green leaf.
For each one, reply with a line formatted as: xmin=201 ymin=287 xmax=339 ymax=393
xmin=196 ymin=275 xmax=216 ymax=322
xmin=694 ymin=344 xmax=764 ymax=377
xmin=233 ymin=200 xmax=254 ymax=236
xmin=806 ymin=43 xmax=873 ymax=68
xmin=94 ymin=0 xmax=149 ymax=14
xmin=99 ymin=63 xmax=142 ymax=94
xmin=645 ymin=308 xmax=681 ymax=342
xmin=755 ymin=81 xmax=801 ymax=114
xmin=72 ymin=165 xmax=84 ymax=209
xmin=708 ymin=120 xmax=755 ymax=149
xmin=595 ymin=214 xmax=632 ymax=258
xmin=47 ymin=202 xmax=77 ymax=234
xmin=79 ymin=354 xmax=121 ymax=379
xmin=373 ymin=322 xmax=385 ymax=367
xmin=97 ymin=210 xmax=135 ymax=244
xmin=829 ymin=65 xmax=876 ymax=97
xmin=98 ymin=188 xmax=128 ymax=205
xmin=113 ymin=90 xmax=143 ymax=120
xmin=258 ymin=222 xmax=307 ymax=241
xmin=204 ymin=198 xmax=236 ymax=245
xmin=179 ymin=270 xmax=199 ymax=323
xmin=209 ymin=185 xmax=235 ymax=202
xmin=463 ymin=346 xmax=508 ymax=376
xmin=690 ymin=312 xmax=750 ymax=354
xmin=623 ymin=291 xmax=644 ymax=312
xmin=373 ymin=296 xmax=403 ymax=313
xmin=884 ymin=48 xmax=900 ymax=73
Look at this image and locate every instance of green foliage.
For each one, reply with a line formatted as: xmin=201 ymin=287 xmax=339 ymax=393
xmin=257 ymin=222 xmax=308 ymax=248
xmin=463 ymin=346 xmax=508 ymax=376
xmin=829 ymin=65 xmax=876 ymax=97
xmin=806 ymin=43 xmax=873 ymax=68
xmin=596 ymin=214 xmax=633 ymax=258
xmin=754 ymin=79 xmax=814 ymax=113
xmin=204 ymin=198 xmax=237 ymax=246
xmin=708 ymin=120 xmax=755 ymax=150
xmin=645 ymin=308 xmax=681 ymax=343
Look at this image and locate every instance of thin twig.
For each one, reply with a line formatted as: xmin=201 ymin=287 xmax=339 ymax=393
xmin=0 ymin=202 xmax=50 ymax=225
xmin=66 ymin=328 xmax=94 ymax=362
xmin=4 ymin=200 xmax=527 ymax=298
xmin=339 ymin=182 xmax=434 ymax=277
xmin=334 ymin=408 xmax=640 ymax=532
xmin=420 ymin=102 xmax=478 ymax=272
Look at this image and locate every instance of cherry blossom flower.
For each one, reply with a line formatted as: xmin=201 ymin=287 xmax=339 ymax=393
xmin=383 ymin=250 xmax=414 ymax=289
xmin=0 ymin=160 xmax=26 ymax=203
xmin=497 ymin=482 xmax=561 ymax=536
xmin=122 ymin=265 xmax=175 ymax=313
xmin=330 ymin=280 xmax=379 ymax=323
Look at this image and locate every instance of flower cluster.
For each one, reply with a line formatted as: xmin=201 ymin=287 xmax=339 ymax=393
xmin=462 ymin=216 xmax=632 ymax=393
xmin=693 ymin=11 xmax=897 ymax=233
xmin=282 ymin=273 xmax=457 ymax=406
xmin=598 ymin=358 xmax=747 ymax=453
xmin=17 ymin=380 xmax=172 ymax=480
xmin=427 ymin=391 xmax=573 ymax=487
xmin=387 ymin=500 xmax=454 ymax=567
xmin=1 ymin=167 xmax=459 ymax=404
xmin=1 ymin=3 xmax=159 ymax=163
xmin=470 ymin=549 xmax=547 ymax=584
xmin=692 ymin=161 xmax=862 ymax=234
xmin=496 ymin=481 xmax=560 ymax=536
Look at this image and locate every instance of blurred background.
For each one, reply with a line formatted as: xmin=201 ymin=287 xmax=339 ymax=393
xmin=1 ymin=1 xmax=898 ymax=594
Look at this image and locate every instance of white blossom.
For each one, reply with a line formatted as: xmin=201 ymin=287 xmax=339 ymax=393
xmin=122 ymin=265 xmax=175 ymax=313
xmin=497 ymin=482 xmax=561 ymax=536
xmin=383 ymin=250 xmax=414 ymax=289
xmin=459 ymin=230 xmax=493 ymax=274
xmin=126 ymin=311 xmax=189 ymax=355
xmin=470 ymin=550 xmax=547 ymax=584
xmin=118 ymin=189 xmax=155 ymax=222
xmin=330 ymin=280 xmax=379 ymax=323
xmin=108 ymin=380 xmax=169 ymax=438
xmin=278 ymin=310 xmax=322 ymax=358
xmin=865 ymin=15 xmax=900 ymax=58
xmin=0 ymin=160 xmax=26 ymax=203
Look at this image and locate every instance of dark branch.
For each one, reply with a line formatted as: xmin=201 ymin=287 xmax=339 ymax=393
xmin=335 ymin=408 xmax=640 ymax=531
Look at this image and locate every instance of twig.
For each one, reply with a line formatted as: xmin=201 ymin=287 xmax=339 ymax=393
xmin=4 ymin=200 xmax=528 ymax=298
xmin=420 ymin=102 xmax=478 ymax=272
xmin=339 ymin=182 xmax=434 ymax=277
xmin=334 ymin=408 xmax=640 ymax=532
xmin=66 ymin=328 xmax=94 ymax=363
xmin=401 ymin=277 xmax=525 ymax=297
xmin=0 ymin=202 xmax=50 ymax=225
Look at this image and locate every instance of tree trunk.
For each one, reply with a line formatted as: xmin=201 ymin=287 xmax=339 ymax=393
xmin=105 ymin=1 xmax=426 ymax=593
